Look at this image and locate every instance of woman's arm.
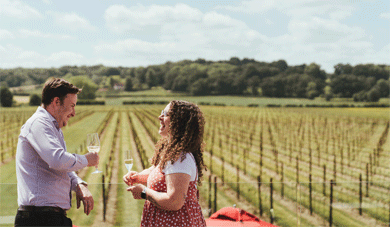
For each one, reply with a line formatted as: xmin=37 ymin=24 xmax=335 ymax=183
xmin=128 ymin=172 xmax=191 ymax=211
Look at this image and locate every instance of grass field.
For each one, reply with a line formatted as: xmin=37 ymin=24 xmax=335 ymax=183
xmin=0 ymin=100 xmax=389 ymax=226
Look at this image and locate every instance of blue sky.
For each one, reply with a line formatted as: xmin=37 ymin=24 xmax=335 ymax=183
xmin=0 ymin=0 xmax=389 ymax=73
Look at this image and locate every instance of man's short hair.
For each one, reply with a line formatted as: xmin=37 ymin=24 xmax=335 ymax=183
xmin=41 ymin=78 xmax=81 ymax=107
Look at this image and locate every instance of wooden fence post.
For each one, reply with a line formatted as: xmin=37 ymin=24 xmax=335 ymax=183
xmin=208 ymin=175 xmax=212 ymax=216
xmin=213 ymin=176 xmax=217 ymax=214
xmin=359 ymin=174 xmax=362 ymax=216
xmin=221 ymin=156 xmax=225 ymax=186
xmin=329 ymin=179 xmax=334 ymax=227
xmin=257 ymin=175 xmax=262 ymax=216
xmin=102 ymin=175 xmax=106 ymax=222
xmin=323 ymin=165 xmax=326 ymax=196
xmin=270 ymin=178 xmax=274 ymax=224
xmin=296 ymin=156 xmax=299 ymax=184
xmin=309 ymin=174 xmax=313 ymax=215
xmin=237 ymin=165 xmax=240 ymax=200
xmin=281 ymin=163 xmax=284 ymax=198
xmin=366 ymin=163 xmax=369 ymax=197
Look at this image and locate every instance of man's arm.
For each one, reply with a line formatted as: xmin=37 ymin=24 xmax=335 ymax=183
xmin=27 ymin=119 xmax=88 ymax=172
xmin=69 ymin=172 xmax=93 ymax=215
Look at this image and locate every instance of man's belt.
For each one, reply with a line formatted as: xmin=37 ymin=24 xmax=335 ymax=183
xmin=18 ymin=205 xmax=66 ymax=215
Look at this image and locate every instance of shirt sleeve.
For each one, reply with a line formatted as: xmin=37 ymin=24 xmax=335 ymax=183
xmin=163 ymin=153 xmax=197 ymax=181
xmin=68 ymin=172 xmax=87 ymax=192
xmin=25 ymin=117 xmax=88 ymax=172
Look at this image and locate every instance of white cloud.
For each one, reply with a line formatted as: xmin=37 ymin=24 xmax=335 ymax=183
xmin=380 ymin=12 xmax=390 ymax=19
xmin=203 ymin=11 xmax=244 ymax=28
xmin=46 ymin=51 xmax=85 ymax=65
xmin=95 ymin=39 xmax=177 ymax=54
xmin=18 ymin=29 xmax=75 ymax=40
xmin=0 ymin=0 xmax=43 ymax=19
xmin=105 ymin=3 xmax=202 ymax=32
xmin=18 ymin=51 xmax=42 ymax=60
xmin=48 ymin=11 xmax=96 ymax=31
xmin=0 ymin=44 xmax=46 ymax=68
xmin=288 ymin=17 xmax=366 ymax=43
xmin=42 ymin=0 xmax=52 ymax=5
xmin=101 ymin=3 xmax=265 ymax=60
xmin=218 ymin=0 xmax=355 ymax=20
xmin=0 ymin=29 xmax=14 ymax=39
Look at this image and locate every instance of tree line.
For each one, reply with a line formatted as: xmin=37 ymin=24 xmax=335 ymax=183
xmin=0 ymin=58 xmax=389 ymax=106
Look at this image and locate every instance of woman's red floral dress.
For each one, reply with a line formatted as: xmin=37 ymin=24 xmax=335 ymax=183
xmin=140 ymin=167 xmax=206 ymax=227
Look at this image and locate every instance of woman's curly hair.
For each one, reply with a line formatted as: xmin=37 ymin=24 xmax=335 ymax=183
xmin=151 ymin=100 xmax=207 ymax=185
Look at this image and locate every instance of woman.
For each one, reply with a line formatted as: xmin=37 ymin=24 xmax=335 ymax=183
xmin=124 ymin=100 xmax=207 ymax=226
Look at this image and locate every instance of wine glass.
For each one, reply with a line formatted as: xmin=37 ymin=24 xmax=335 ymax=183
xmin=124 ymin=150 xmax=133 ymax=172
xmin=87 ymin=133 xmax=102 ymax=174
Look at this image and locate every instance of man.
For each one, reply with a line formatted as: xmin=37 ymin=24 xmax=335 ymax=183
xmin=15 ymin=78 xmax=99 ymax=226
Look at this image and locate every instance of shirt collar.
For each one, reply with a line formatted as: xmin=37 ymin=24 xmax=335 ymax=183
xmin=37 ymin=106 xmax=60 ymax=129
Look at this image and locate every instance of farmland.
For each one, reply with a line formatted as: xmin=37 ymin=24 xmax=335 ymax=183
xmin=0 ymin=104 xmax=389 ymax=226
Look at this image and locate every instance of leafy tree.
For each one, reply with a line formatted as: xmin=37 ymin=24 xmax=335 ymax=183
xmin=68 ymin=76 xmax=98 ymax=100
xmin=305 ymin=63 xmax=326 ymax=80
xmin=353 ymin=90 xmax=367 ymax=102
xmin=261 ymin=76 xmax=285 ymax=97
xmin=324 ymin=85 xmax=333 ymax=101
xmin=334 ymin=63 xmax=353 ymax=75
xmin=135 ymin=67 xmax=147 ymax=84
xmin=194 ymin=58 xmax=207 ymax=64
xmin=270 ymin=60 xmax=288 ymax=72
xmin=0 ymin=87 xmax=13 ymax=107
xmin=190 ymin=78 xmax=211 ymax=95
xmin=285 ymin=64 xmax=306 ymax=74
xmin=29 ymin=94 xmax=41 ymax=106
xmin=163 ymin=66 xmax=182 ymax=90
xmin=352 ymin=64 xmax=389 ymax=80
xmin=366 ymin=88 xmax=381 ymax=102
xmin=229 ymin=57 xmax=241 ymax=65
xmin=171 ymin=76 xmax=188 ymax=92
xmin=373 ymin=79 xmax=390 ymax=97
xmin=248 ymin=76 xmax=260 ymax=95
xmin=106 ymin=67 xmax=121 ymax=76
xmin=329 ymin=74 xmax=366 ymax=98
xmin=306 ymin=82 xmax=319 ymax=99
xmin=124 ymin=77 xmax=133 ymax=91
xmin=145 ymin=68 xmax=157 ymax=88
xmin=242 ymin=64 xmax=260 ymax=79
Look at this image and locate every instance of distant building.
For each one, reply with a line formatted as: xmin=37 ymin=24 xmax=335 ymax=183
xmin=113 ymin=83 xmax=124 ymax=90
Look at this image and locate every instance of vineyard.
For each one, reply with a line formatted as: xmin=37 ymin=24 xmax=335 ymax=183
xmin=0 ymin=105 xmax=389 ymax=227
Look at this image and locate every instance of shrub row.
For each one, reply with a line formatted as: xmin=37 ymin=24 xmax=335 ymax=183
xmin=123 ymin=101 xmax=167 ymax=105
xmin=77 ymin=100 xmax=105 ymax=105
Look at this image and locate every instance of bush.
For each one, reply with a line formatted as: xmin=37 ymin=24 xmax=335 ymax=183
xmin=0 ymin=87 xmax=13 ymax=107
xmin=77 ymin=100 xmax=105 ymax=105
xmin=123 ymin=101 xmax=166 ymax=105
xmin=29 ymin=94 xmax=41 ymax=106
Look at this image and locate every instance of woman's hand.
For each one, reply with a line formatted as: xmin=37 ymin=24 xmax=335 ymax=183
xmin=127 ymin=184 xmax=145 ymax=199
xmin=123 ymin=171 xmax=138 ymax=186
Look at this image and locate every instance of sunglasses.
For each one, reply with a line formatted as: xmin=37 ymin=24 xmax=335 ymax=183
xmin=161 ymin=110 xmax=169 ymax=117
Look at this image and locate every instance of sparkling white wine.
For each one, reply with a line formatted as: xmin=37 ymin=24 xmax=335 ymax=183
xmin=88 ymin=146 xmax=100 ymax=153
xmin=125 ymin=159 xmax=133 ymax=172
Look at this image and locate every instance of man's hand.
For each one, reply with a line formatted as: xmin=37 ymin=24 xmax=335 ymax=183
xmin=85 ymin=152 xmax=99 ymax=167
xmin=76 ymin=183 xmax=94 ymax=215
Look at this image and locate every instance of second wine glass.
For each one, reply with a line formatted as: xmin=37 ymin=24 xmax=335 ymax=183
xmin=87 ymin=133 xmax=102 ymax=174
xmin=124 ymin=150 xmax=133 ymax=172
